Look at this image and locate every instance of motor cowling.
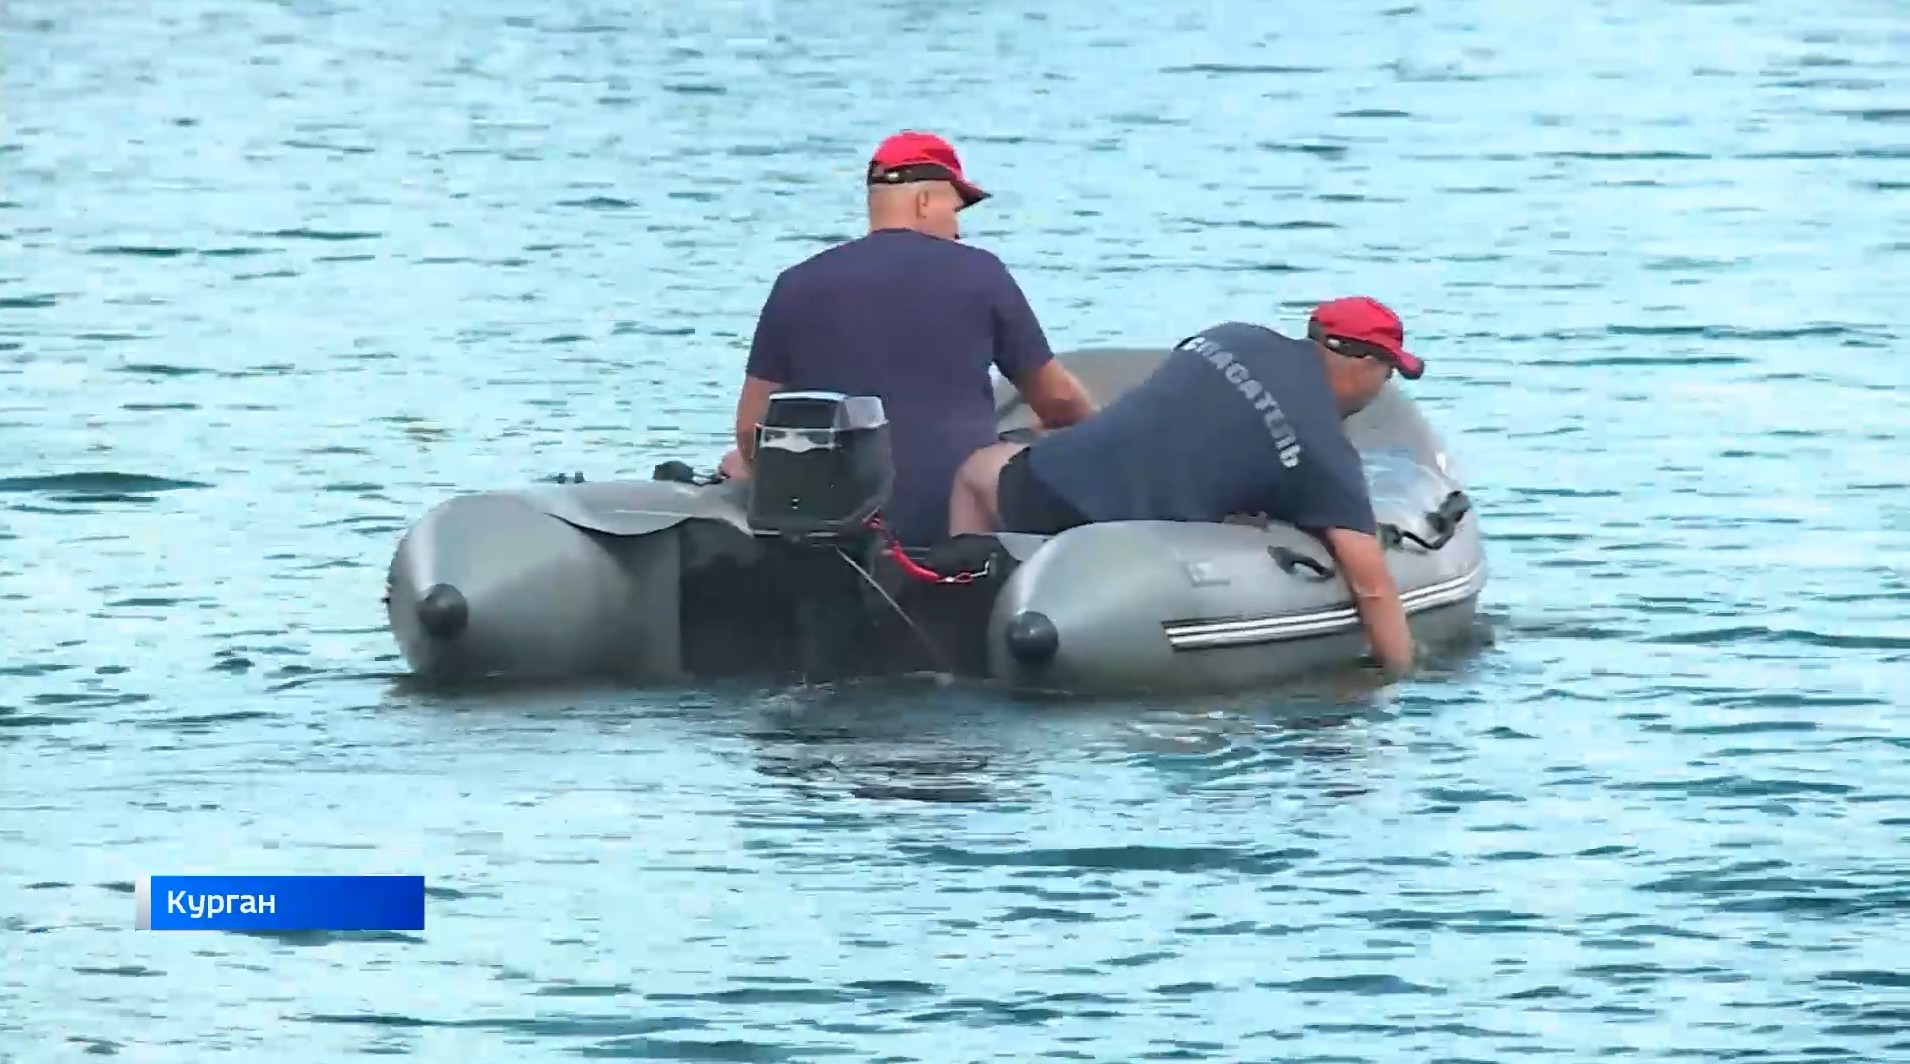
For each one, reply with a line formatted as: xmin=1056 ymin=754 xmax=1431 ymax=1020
xmin=745 ymin=391 xmax=894 ymax=540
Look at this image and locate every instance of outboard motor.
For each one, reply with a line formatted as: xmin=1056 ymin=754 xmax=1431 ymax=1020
xmin=745 ymin=391 xmax=894 ymax=542
xmin=744 ymin=391 xmax=895 ymax=681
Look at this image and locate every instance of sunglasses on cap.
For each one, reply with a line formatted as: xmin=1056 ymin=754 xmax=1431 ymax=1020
xmin=1307 ymin=319 xmax=1401 ymax=371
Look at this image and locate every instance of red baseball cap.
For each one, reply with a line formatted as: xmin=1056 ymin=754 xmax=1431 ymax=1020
xmin=866 ymin=131 xmax=989 ymax=209
xmin=1308 ymin=296 xmax=1425 ymax=380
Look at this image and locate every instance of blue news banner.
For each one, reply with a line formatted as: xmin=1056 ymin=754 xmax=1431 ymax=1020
xmin=135 ymin=875 xmax=426 ymax=931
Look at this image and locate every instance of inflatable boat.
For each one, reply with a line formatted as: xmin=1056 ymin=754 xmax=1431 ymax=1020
xmin=382 ymin=349 xmax=1485 ymax=695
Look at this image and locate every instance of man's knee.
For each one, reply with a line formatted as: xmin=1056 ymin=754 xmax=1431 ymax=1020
xmin=958 ymin=442 xmax=1024 ymax=500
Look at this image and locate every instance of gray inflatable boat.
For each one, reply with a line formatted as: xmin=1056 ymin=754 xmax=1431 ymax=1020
xmin=383 ymin=348 xmax=1486 ymax=695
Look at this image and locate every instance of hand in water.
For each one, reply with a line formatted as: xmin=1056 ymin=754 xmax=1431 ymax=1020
xmin=1324 ymin=660 xmax=1402 ymax=704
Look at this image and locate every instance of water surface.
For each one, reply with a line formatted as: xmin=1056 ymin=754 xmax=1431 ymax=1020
xmin=3 ymin=0 xmax=1908 ymax=1060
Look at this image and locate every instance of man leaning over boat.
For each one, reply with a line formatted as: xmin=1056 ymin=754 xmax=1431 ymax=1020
xmin=946 ymin=297 xmax=1425 ymax=677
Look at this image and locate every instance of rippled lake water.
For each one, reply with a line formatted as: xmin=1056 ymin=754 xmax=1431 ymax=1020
xmin=4 ymin=0 xmax=1909 ymax=1059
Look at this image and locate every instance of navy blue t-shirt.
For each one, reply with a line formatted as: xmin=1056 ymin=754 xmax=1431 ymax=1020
xmin=1025 ymin=322 xmax=1377 ymax=535
xmin=745 ymin=228 xmax=1054 ymax=546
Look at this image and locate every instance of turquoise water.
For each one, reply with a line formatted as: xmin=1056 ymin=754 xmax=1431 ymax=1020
xmin=4 ymin=0 xmax=1909 ymax=1058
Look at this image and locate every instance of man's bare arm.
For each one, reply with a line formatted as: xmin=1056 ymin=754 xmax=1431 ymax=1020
xmin=732 ymin=374 xmax=781 ymax=466
xmin=1009 ymin=360 xmax=1095 ymax=428
xmin=1321 ymin=526 xmax=1415 ymax=676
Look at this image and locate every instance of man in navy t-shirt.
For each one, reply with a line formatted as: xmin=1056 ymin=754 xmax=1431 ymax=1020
xmin=719 ymin=130 xmax=1095 ymax=546
xmin=946 ymin=296 xmax=1428 ymax=676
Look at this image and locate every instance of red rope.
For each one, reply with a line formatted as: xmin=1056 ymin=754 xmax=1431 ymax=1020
xmin=865 ymin=517 xmax=981 ymax=585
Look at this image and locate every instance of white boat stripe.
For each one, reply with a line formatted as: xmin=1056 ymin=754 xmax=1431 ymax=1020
xmin=1161 ymin=563 xmax=1486 ymax=650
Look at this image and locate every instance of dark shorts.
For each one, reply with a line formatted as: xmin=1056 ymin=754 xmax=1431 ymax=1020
xmin=996 ymin=446 xmax=1089 ymax=536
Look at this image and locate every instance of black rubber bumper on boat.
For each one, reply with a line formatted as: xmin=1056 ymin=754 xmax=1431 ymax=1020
xmin=417 ymin=583 xmax=469 ymax=638
xmin=1004 ymin=611 xmax=1059 ymax=666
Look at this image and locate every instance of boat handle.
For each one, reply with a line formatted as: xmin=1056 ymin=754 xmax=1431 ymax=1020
xmin=1268 ymin=546 xmax=1336 ymax=581
xmin=1380 ymin=490 xmax=1472 ymax=552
